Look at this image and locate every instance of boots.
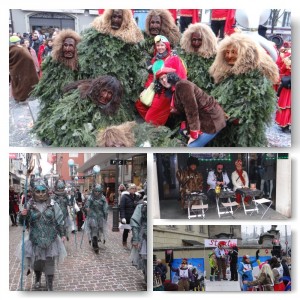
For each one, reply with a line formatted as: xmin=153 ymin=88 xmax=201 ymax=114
xmin=46 ymin=275 xmax=54 ymax=291
xmin=210 ymin=275 xmax=213 ymax=281
xmin=34 ymin=271 xmax=41 ymax=289
xmin=92 ymin=236 xmax=99 ymax=253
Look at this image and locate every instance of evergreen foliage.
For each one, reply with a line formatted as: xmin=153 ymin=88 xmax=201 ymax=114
xmin=209 ymin=70 xmax=276 ymax=147
xmin=31 ymin=57 xmax=78 ymax=142
xmin=39 ymin=90 xmax=131 ymax=147
xmin=178 ymin=50 xmax=215 ymax=93
xmin=77 ymin=28 xmax=148 ymax=113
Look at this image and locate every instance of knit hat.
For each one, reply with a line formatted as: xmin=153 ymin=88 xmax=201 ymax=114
xmin=9 ymin=36 xmax=21 ymax=43
xmin=218 ymin=241 xmax=226 ymax=247
xmin=243 ymin=255 xmax=250 ymax=260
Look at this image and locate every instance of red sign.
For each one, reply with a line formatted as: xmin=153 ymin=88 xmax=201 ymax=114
xmin=9 ymin=153 xmax=17 ymax=159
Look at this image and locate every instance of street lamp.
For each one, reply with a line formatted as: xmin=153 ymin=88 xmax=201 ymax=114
xmin=93 ymin=165 xmax=101 ymax=184
xmin=68 ymin=159 xmax=75 ymax=179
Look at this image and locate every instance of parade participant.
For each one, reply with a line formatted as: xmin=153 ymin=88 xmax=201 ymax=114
xmin=84 ymin=184 xmax=108 ymax=253
xmin=169 ymin=258 xmax=193 ymax=291
xmin=53 ymin=179 xmax=72 ymax=241
xmin=269 ymin=256 xmax=285 ymax=291
xmin=176 ymin=156 xmax=203 ymax=210
xmin=9 ymin=186 xmax=19 ymax=226
xmin=9 ymin=36 xmax=39 ymax=101
xmin=228 ymin=242 xmax=239 ymax=281
xmin=178 ymin=9 xmax=200 ymax=33
xmin=144 ymin=9 xmax=181 ymax=56
xmin=179 ymin=23 xmax=217 ymax=93
xmin=231 ymin=159 xmax=251 ymax=205
xmin=130 ymin=199 xmax=147 ymax=282
xmin=207 ymin=163 xmax=230 ymax=206
xmin=77 ymin=9 xmax=145 ymax=124
xmin=155 ymin=68 xmax=226 ymax=146
xmin=39 ymin=75 xmax=124 ymax=147
xmin=209 ymin=252 xmax=219 ymax=281
xmin=238 ymin=254 xmax=256 ymax=291
xmin=209 ymin=33 xmax=279 ymax=147
xmin=275 ymin=51 xmax=291 ymax=133
xmin=155 ymin=259 xmax=168 ymax=283
xmin=135 ymin=35 xmax=187 ymax=126
xmin=96 ymin=121 xmax=184 ymax=147
xmin=32 ymin=29 xmax=81 ymax=143
xmin=75 ymin=188 xmax=84 ymax=231
xmin=18 ymin=178 xmax=67 ymax=291
xmin=120 ymin=184 xmax=139 ymax=249
xmin=244 ymin=263 xmax=274 ymax=291
xmin=214 ymin=241 xmax=228 ymax=281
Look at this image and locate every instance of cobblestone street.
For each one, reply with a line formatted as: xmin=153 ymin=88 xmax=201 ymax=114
xmin=9 ymin=208 xmax=147 ymax=292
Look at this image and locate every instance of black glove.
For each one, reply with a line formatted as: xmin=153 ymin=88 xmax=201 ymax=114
xmin=256 ymin=249 xmax=260 ymax=260
xmin=146 ymin=59 xmax=153 ymax=74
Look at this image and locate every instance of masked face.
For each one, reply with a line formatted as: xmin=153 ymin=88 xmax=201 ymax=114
xmin=98 ymin=89 xmax=113 ymax=106
xmin=111 ymin=10 xmax=123 ymax=30
xmin=149 ymin=16 xmax=162 ymax=36
xmin=62 ymin=38 xmax=76 ymax=59
xmin=189 ymin=164 xmax=197 ymax=171
xmin=224 ymin=45 xmax=238 ymax=66
xmin=191 ymin=32 xmax=202 ymax=50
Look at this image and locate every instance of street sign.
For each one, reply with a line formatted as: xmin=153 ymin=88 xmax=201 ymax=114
xmin=110 ymin=159 xmax=129 ymax=165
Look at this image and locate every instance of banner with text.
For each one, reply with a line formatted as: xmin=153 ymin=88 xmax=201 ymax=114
xmin=204 ymin=239 xmax=237 ymax=247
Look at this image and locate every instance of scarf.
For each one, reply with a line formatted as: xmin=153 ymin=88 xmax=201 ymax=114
xmin=156 ymin=50 xmax=169 ymax=60
xmin=236 ymin=168 xmax=246 ymax=186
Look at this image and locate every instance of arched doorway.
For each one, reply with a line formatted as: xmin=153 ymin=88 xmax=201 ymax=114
xmin=29 ymin=12 xmax=75 ymax=37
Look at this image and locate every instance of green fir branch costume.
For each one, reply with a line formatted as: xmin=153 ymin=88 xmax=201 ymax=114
xmin=31 ymin=29 xmax=81 ymax=143
xmin=209 ymin=33 xmax=279 ymax=147
xmin=178 ymin=23 xmax=218 ymax=93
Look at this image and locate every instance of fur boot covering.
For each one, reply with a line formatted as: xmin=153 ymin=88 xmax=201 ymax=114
xmin=209 ymin=33 xmax=279 ymax=84
xmin=179 ymin=23 xmax=218 ymax=93
xmin=145 ymin=9 xmax=181 ymax=48
xmin=91 ymin=9 xmax=144 ymax=44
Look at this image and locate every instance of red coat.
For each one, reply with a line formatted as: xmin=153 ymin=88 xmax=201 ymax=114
xmin=211 ymin=9 xmax=229 ymax=20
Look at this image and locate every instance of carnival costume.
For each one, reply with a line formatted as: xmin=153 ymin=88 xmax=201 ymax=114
xmin=130 ymin=200 xmax=147 ymax=282
xmin=209 ymin=33 xmax=279 ymax=147
xmin=176 ymin=156 xmax=204 ymax=209
xmin=84 ymin=184 xmax=108 ymax=253
xmin=9 ymin=44 xmax=39 ymax=101
xmin=53 ymin=180 xmax=73 ymax=239
xmin=17 ymin=178 xmax=67 ymax=291
xmin=178 ymin=23 xmax=217 ymax=93
xmin=31 ymin=29 xmax=81 ymax=144
xmin=96 ymin=121 xmax=184 ymax=147
xmin=135 ymin=35 xmax=187 ymax=126
xmin=143 ymin=9 xmax=181 ymax=58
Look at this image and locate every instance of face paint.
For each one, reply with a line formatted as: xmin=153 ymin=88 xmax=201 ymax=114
xmin=191 ymin=32 xmax=202 ymax=50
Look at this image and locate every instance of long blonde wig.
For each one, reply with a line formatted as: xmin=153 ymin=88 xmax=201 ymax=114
xmin=92 ymin=9 xmax=144 ymax=44
xmin=209 ymin=33 xmax=279 ymax=84
xmin=180 ymin=23 xmax=217 ymax=58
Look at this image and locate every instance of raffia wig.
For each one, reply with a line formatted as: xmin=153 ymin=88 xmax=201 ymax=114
xmin=51 ymin=29 xmax=81 ymax=71
xmin=180 ymin=23 xmax=218 ymax=58
xmin=97 ymin=121 xmax=136 ymax=147
xmin=63 ymin=76 xmax=123 ymax=115
xmin=92 ymin=9 xmax=144 ymax=44
xmin=145 ymin=9 xmax=181 ymax=47
xmin=209 ymin=33 xmax=279 ymax=84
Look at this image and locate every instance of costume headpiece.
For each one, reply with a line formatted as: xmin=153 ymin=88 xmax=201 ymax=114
xmin=9 ymin=36 xmax=21 ymax=43
xmin=155 ymin=67 xmax=176 ymax=79
xmin=187 ymin=156 xmax=200 ymax=167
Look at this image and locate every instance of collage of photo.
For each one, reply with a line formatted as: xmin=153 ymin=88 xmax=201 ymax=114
xmin=8 ymin=7 xmax=292 ymax=295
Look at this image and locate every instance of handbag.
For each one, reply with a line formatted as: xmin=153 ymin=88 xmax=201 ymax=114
xmin=281 ymin=76 xmax=291 ymax=89
xmin=140 ymin=82 xmax=155 ymax=107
